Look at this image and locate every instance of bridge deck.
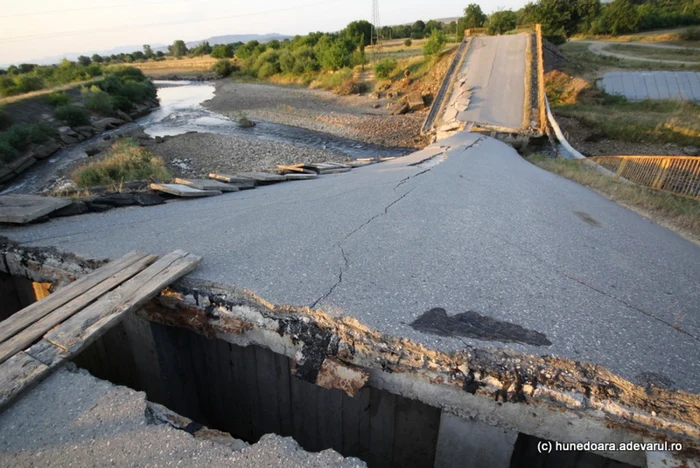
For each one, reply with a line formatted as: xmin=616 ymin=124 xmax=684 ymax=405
xmin=443 ymin=34 xmax=528 ymax=130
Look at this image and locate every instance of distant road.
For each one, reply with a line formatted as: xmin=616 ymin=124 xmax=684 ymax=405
xmin=443 ymin=34 xmax=528 ymax=129
xmin=0 ymin=78 xmax=102 ymax=106
xmin=580 ymin=40 xmax=700 ymax=66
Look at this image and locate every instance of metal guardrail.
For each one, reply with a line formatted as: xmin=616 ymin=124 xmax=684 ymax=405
xmin=587 ymin=156 xmax=700 ymax=200
xmin=420 ymin=38 xmax=470 ymax=135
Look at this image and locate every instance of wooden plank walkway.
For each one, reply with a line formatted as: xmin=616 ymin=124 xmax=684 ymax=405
xmin=0 ymin=249 xmax=200 ymax=409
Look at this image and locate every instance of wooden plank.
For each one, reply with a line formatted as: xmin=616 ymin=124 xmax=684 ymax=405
xmin=255 ymin=346 xmax=281 ymax=436
xmin=0 ymin=251 xmax=149 ymax=345
xmin=173 ymin=178 xmax=240 ymax=192
xmin=317 ymin=387 xmax=344 ymax=452
xmin=290 ymin=375 xmax=318 ymax=450
xmin=357 ymin=387 xmax=372 ymax=461
xmin=241 ymin=345 xmax=262 ymax=439
xmin=341 ymin=388 xmax=363 ymax=457
xmin=44 ymin=250 xmax=200 ymax=355
xmin=369 ymin=387 xmax=396 ymax=466
xmin=277 ymin=165 xmax=315 ymax=174
xmin=275 ymin=353 xmax=294 ymax=437
xmin=208 ymin=173 xmax=258 ymax=187
xmin=237 ymin=172 xmax=286 ymax=183
xmin=149 ymin=183 xmax=221 ymax=197
xmin=0 ymin=351 xmax=50 ymax=410
xmin=0 ymin=254 xmax=157 ymax=365
xmin=392 ymin=396 xmax=441 ymax=468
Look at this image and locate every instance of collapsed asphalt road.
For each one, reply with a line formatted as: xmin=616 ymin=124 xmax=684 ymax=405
xmin=1 ymin=132 xmax=699 ymax=393
xmin=445 ymin=34 xmax=528 ymax=129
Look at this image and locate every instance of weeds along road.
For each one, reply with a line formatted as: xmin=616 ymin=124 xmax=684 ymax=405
xmin=2 ymin=132 xmax=699 ymax=393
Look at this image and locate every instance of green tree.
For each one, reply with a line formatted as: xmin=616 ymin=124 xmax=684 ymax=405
xmin=425 ymin=20 xmax=443 ymax=34
xmin=488 ymin=10 xmax=518 ymax=35
xmin=423 ymin=29 xmax=446 ymax=58
xmin=168 ymin=40 xmax=188 ymax=57
xmin=212 ymin=59 xmax=234 ymax=78
xmin=143 ymin=45 xmax=154 ymax=59
xmin=404 ymin=38 xmax=413 ymax=47
xmin=344 ymin=20 xmax=373 ymax=47
xmin=91 ymin=54 xmax=104 ymax=63
xmin=190 ymin=41 xmax=212 ymax=56
xmin=411 ymin=20 xmax=426 ymax=38
xmin=77 ymin=55 xmax=92 ymax=66
xmin=211 ymin=44 xmax=234 ymax=59
xmin=315 ymin=36 xmax=355 ymax=71
xmin=463 ymin=3 xmax=488 ymax=29
xmin=603 ymin=0 xmax=640 ymax=35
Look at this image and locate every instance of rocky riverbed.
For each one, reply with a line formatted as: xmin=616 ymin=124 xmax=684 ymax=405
xmin=205 ymin=81 xmax=429 ymax=149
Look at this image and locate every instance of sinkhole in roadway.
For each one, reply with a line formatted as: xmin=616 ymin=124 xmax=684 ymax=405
xmin=64 ymin=310 xmax=634 ymax=468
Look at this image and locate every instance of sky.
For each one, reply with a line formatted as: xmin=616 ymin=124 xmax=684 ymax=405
xmin=0 ymin=0 xmax=528 ymax=66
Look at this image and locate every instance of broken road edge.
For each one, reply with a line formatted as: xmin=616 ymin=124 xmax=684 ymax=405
xmin=1 ymin=238 xmax=698 ymax=466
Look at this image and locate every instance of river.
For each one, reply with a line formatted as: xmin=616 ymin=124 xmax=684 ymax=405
xmin=2 ymin=81 xmax=409 ymax=194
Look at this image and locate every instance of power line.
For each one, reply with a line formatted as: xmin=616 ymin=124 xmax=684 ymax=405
xmin=0 ymin=0 xmax=344 ymax=44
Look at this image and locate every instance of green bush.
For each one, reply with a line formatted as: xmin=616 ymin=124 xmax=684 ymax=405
xmin=82 ymin=86 xmax=113 ymax=115
xmin=55 ymin=105 xmax=90 ymax=127
xmin=45 ymin=92 xmax=71 ymax=107
xmin=0 ymin=140 xmax=16 ymax=163
xmin=404 ymin=39 xmax=413 ymax=47
xmin=257 ymin=62 xmax=278 ymax=79
xmin=110 ymin=95 xmax=133 ymax=112
xmin=14 ymin=75 xmax=44 ymax=93
xmin=374 ymin=58 xmax=397 ymax=79
xmin=680 ymin=27 xmax=700 ymax=41
xmin=0 ymin=124 xmax=54 ymax=163
xmin=71 ymin=139 xmax=170 ymax=187
xmin=0 ymin=109 xmax=12 ymax=130
xmin=212 ymin=59 xmax=234 ymax=78
xmin=211 ymin=44 xmax=234 ymax=59
xmin=423 ymin=29 xmax=447 ymax=58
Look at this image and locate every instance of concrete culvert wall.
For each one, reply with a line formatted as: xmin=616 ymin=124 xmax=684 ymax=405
xmin=73 ymin=313 xmax=636 ymax=468
xmin=73 ymin=314 xmax=443 ymax=467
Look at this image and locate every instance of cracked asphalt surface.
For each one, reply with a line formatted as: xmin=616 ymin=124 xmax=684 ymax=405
xmin=2 ymin=133 xmax=699 ymax=393
xmin=450 ymin=34 xmax=527 ymax=129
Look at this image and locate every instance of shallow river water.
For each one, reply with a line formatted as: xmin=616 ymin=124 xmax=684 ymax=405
xmin=3 ymin=81 xmax=409 ymax=194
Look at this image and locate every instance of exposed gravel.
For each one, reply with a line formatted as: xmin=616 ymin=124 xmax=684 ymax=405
xmin=147 ymin=131 xmax=347 ymax=178
xmin=204 ymin=81 xmax=428 ymax=149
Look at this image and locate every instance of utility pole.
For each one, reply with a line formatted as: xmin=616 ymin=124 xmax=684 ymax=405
xmin=371 ymin=0 xmax=382 ymax=60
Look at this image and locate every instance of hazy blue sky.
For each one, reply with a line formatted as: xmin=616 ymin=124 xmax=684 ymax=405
xmin=0 ymin=0 xmax=528 ymax=65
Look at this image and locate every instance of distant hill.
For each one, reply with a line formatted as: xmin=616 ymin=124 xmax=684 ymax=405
xmin=155 ymin=33 xmax=292 ymax=52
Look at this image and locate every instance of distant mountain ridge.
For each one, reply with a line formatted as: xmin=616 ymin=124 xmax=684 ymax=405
xmin=153 ymin=33 xmax=293 ymax=52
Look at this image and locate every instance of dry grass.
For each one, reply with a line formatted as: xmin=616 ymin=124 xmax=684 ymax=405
xmin=604 ymin=44 xmax=700 ymax=62
xmin=0 ymin=78 xmax=101 ymax=105
xmin=127 ymin=56 xmax=219 ymax=76
xmin=560 ymin=42 xmax=700 ymax=72
xmin=71 ymin=139 xmax=170 ymax=188
xmin=528 ymin=154 xmax=700 ymax=243
xmin=571 ymin=27 xmax=700 ymax=48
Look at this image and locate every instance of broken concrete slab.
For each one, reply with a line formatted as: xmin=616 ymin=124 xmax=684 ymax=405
xmin=208 ymin=173 xmax=258 ymax=189
xmin=283 ymin=173 xmax=317 ymax=181
xmin=0 ymin=194 xmax=72 ymax=224
xmin=149 ymin=183 xmax=221 ymax=197
xmin=236 ymin=172 xmax=287 ymax=183
xmin=0 ymin=367 xmax=365 ymax=467
xmin=277 ymin=165 xmax=316 ymax=175
xmin=174 ymin=178 xmax=240 ymax=192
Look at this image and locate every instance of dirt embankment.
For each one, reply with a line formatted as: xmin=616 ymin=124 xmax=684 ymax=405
xmin=204 ymin=81 xmax=429 ymax=149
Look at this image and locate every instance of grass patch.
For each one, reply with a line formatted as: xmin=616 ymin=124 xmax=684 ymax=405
xmin=553 ymin=98 xmax=700 ymax=147
xmin=71 ymin=139 xmax=170 ymax=188
xmin=528 ymin=154 xmax=700 ymax=242
xmin=0 ymin=124 xmax=54 ymax=164
xmin=571 ymin=27 xmax=700 ymax=47
xmin=604 ymin=44 xmax=700 ymax=62
xmin=560 ymin=42 xmax=700 ymax=73
xmin=309 ymin=68 xmax=353 ymax=91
